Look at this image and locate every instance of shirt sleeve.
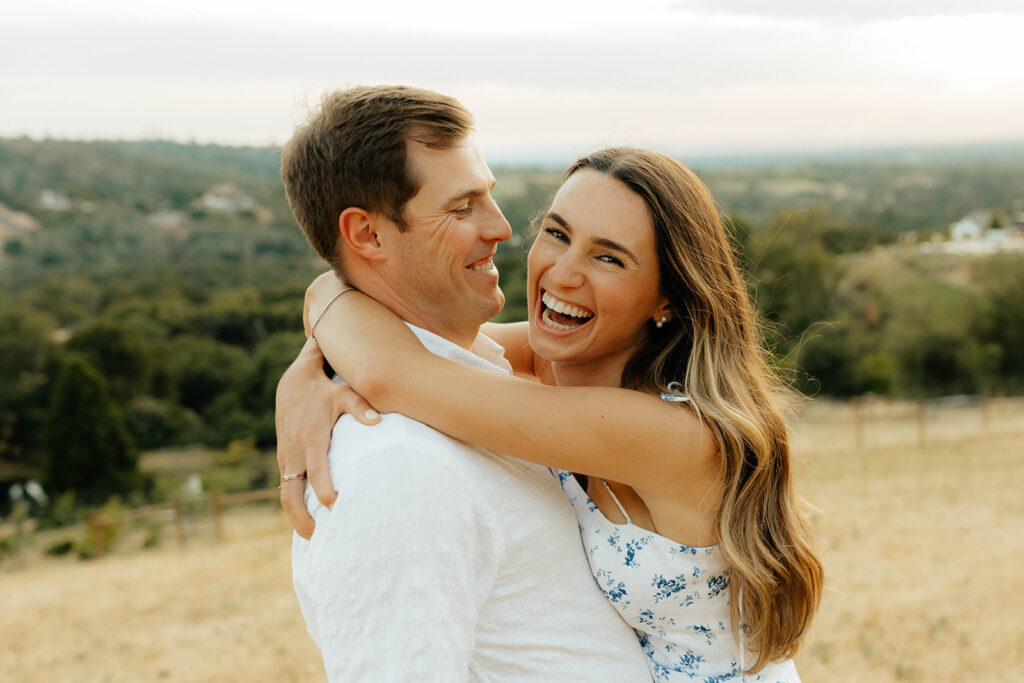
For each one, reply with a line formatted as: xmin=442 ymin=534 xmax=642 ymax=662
xmin=306 ymin=445 xmax=503 ymax=682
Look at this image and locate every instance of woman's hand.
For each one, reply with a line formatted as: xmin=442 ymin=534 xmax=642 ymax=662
xmin=276 ymin=337 xmax=381 ymax=539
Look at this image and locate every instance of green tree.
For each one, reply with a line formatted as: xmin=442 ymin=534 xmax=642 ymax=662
xmin=0 ymin=308 xmax=59 ymax=465
xmin=66 ymin=321 xmax=154 ymax=402
xmin=973 ymin=255 xmax=1024 ymax=392
xmin=166 ymin=335 xmax=248 ymax=415
xmin=745 ymin=207 xmax=838 ymax=349
xmin=43 ymin=355 xmax=140 ymax=505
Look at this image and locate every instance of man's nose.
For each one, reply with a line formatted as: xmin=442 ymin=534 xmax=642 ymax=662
xmin=482 ymin=197 xmax=513 ymax=243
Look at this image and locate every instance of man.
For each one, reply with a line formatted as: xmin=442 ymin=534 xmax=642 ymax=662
xmin=277 ymin=86 xmax=649 ymax=681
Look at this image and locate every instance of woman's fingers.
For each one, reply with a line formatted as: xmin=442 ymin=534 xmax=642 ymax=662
xmin=305 ymin=423 xmax=337 ymax=510
xmin=306 ymin=383 xmax=380 ymax=509
xmin=276 ymin=341 xmax=334 ymax=534
xmin=341 ymin=385 xmax=382 ymax=426
xmin=276 ymin=335 xmax=381 ymax=526
xmin=280 ymin=484 xmax=315 ymax=540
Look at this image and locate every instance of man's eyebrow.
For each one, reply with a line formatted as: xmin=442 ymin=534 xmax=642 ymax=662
xmin=546 ymin=211 xmax=639 ymax=262
xmin=444 ymin=178 xmax=496 ymax=205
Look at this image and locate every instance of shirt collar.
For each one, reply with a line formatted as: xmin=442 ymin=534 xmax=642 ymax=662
xmin=406 ymin=323 xmax=512 ymax=375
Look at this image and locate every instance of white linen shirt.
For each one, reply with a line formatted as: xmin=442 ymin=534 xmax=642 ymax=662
xmin=292 ymin=324 xmax=651 ymax=682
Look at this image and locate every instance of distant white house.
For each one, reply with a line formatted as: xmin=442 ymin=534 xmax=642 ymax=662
xmin=922 ymin=208 xmax=1024 ymax=254
xmin=201 ymin=183 xmax=255 ymax=212
xmin=146 ymin=210 xmax=189 ymax=229
xmin=39 ymin=188 xmax=72 ymax=211
xmin=950 ymin=209 xmax=989 ymax=240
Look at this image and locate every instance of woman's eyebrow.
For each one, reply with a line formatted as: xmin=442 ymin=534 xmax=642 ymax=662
xmin=546 ymin=211 xmax=638 ymax=262
xmin=547 ymin=211 xmax=572 ymax=232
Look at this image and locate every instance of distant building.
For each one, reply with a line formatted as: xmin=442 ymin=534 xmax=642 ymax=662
xmin=146 ymin=210 xmax=189 ymax=229
xmin=39 ymin=188 xmax=72 ymax=211
xmin=201 ymin=183 xmax=255 ymax=213
xmin=950 ymin=210 xmax=988 ymax=240
xmin=924 ymin=208 xmax=1024 ymax=254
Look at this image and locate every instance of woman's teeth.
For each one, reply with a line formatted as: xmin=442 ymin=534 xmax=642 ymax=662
xmin=541 ymin=291 xmax=594 ymax=330
xmin=542 ymin=291 xmax=593 ymax=319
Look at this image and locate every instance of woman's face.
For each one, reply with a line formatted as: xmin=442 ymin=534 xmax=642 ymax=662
xmin=527 ymin=169 xmax=670 ymax=374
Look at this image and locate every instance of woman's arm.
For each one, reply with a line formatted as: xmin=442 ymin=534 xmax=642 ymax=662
xmin=306 ymin=278 xmax=717 ymax=500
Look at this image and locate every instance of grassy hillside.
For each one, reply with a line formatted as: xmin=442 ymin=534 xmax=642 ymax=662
xmin=2 ymin=401 xmax=1022 ymax=682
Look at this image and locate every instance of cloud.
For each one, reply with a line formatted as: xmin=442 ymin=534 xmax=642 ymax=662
xmin=2 ymin=8 xmax=1023 ymax=153
xmin=670 ymin=0 xmax=1024 ymax=22
xmin=0 ymin=17 xmax=870 ymax=91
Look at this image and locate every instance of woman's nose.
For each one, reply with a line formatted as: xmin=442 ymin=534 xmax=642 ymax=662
xmin=548 ymin=252 xmax=584 ymax=288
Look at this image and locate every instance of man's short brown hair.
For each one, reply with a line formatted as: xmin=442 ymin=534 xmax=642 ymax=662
xmin=280 ymin=85 xmax=474 ymax=274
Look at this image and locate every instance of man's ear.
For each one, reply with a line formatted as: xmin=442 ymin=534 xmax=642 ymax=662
xmin=338 ymin=207 xmax=387 ymax=262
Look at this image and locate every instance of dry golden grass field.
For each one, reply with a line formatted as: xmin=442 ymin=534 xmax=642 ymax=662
xmin=2 ymin=399 xmax=1022 ymax=682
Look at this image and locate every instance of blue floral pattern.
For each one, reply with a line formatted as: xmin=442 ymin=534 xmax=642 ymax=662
xmin=558 ymin=470 xmax=802 ymax=682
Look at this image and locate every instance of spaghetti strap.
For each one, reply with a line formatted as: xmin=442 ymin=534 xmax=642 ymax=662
xmin=601 ymin=479 xmax=633 ymax=525
xmin=660 ymin=381 xmax=690 ymax=403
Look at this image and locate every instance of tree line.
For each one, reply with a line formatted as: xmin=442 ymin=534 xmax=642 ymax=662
xmin=1 ymin=138 xmax=1022 ymax=510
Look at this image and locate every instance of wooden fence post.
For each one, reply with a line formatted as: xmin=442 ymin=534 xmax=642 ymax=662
xmin=212 ymin=493 xmax=224 ymax=543
xmin=173 ymin=499 xmax=186 ymax=547
xmin=851 ymin=397 xmax=865 ymax=451
xmin=916 ymin=400 xmax=926 ymax=449
xmin=89 ymin=515 xmax=106 ymax=558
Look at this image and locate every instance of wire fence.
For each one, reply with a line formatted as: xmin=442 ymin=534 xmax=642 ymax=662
xmin=792 ymin=394 xmax=1024 ymax=454
xmin=86 ymin=488 xmax=280 ymax=558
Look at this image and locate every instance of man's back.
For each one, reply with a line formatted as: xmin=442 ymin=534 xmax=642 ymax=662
xmin=291 ymin=331 xmax=649 ymax=681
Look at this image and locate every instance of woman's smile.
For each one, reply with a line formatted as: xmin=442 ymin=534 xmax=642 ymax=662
xmin=538 ymin=289 xmax=595 ymax=332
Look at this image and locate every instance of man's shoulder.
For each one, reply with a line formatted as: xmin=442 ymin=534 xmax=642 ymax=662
xmin=330 ymin=411 xmax=476 ymax=459
xmin=326 ymin=411 xmax=535 ymax=485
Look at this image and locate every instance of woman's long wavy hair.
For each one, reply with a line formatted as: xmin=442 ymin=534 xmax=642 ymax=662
xmin=562 ymin=148 xmax=823 ymax=673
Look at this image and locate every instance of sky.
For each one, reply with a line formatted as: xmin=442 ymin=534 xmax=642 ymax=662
xmin=3 ymin=0 xmax=1023 ymax=162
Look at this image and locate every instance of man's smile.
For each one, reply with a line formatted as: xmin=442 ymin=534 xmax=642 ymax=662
xmin=466 ymin=255 xmax=497 ymax=271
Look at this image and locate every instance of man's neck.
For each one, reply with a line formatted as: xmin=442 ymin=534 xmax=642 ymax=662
xmin=350 ymin=270 xmax=480 ymax=351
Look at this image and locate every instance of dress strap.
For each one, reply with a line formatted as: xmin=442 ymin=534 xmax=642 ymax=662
xmin=660 ymin=381 xmax=690 ymax=403
xmin=600 ymin=479 xmax=633 ymax=525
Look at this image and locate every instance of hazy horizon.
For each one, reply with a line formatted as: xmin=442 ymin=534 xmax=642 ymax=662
xmin=5 ymin=133 xmax=1024 ymax=170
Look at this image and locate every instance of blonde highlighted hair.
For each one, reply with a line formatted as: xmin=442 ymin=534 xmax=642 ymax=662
xmin=563 ymin=148 xmax=823 ymax=673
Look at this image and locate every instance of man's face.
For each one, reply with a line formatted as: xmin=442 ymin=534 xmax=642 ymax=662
xmin=379 ymin=139 xmax=512 ymax=342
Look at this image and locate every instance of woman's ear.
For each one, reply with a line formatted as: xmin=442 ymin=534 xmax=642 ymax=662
xmin=652 ymin=299 xmax=673 ymax=327
xmin=338 ymin=207 xmax=386 ymax=262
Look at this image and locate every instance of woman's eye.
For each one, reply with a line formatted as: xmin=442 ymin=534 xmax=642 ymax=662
xmin=544 ymin=227 xmax=568 ymax=242
xmin=597 ymin=254 xmax=624 ymax=267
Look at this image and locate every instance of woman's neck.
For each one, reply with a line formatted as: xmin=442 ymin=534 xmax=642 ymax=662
xmin=550 ymin=356 xmax=628 ymax=388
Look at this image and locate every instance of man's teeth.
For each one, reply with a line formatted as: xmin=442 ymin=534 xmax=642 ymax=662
xmin=468 ymin=258 xmax=495 ymax=271
xmin=541 ymin=291 xmax=593 ymax=320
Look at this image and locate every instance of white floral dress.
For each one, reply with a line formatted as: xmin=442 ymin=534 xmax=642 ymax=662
xmin=558 ymin=471 xmax=802 ymax=682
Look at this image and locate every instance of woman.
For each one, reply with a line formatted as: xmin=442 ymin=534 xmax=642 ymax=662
xmin=277 ymin=148 xmax=822 ymax=680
